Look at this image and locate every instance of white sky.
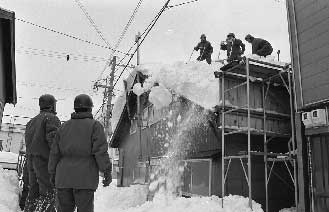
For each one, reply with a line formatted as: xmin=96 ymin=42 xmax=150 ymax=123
xmin=0 ymin=0 xmax=290 ymax=124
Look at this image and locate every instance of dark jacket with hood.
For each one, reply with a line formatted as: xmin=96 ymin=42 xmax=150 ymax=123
xmin=220 ymin=38 xmax=245 ymax=61
xmin=194 ymin=40 xmax=213 ymax=57
xmin=251 ymin=37 xmax=273 ymax=56
xmin=48 ymin=112 xmax=111 ymax=190
xmin=25 ymin=109 xmax=61 ymax=159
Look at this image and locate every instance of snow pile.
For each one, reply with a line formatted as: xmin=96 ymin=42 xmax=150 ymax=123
xmin=111 ymin=94 xmax=126 ymax=132
xmin=279 ymin=207 xmax=296 ymax=212
xmin=247 ymin=54 xmax=288 ymax=67
xmin=135 ymin=61 xmax=221 ymax=110
xmin=148 ymin=85 xmax=172 ymax=109
xmin=0 ymin=151 xmax=18 ymax=163
xmin=95 ymin=180 xmax=148 ymax=212
xmin=0 ymin=151 xmax=18 ymax=170
xmin=123 ymin=194 xmax=263 ymax=212
xmin=0 ymin=167 xmax=20 ymax=212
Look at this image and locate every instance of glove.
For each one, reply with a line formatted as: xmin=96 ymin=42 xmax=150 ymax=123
xmin=102 ymin=168 xmax=112 ymax=187
xmin=50 ymin=174 xmax=55 ymax=187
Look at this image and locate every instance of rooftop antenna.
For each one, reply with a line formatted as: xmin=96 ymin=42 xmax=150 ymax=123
xmin=277 ymin=50 xmax=281 ymax=61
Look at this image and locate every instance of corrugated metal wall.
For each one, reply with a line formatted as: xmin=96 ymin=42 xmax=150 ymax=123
xmin=310 ymin=134 xmax=329 ymax=211
xmin=287 ymin=0 xmax=329 ymax=109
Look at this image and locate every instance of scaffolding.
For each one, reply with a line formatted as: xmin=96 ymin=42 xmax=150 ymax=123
xmin=215 ymin=57 xmax=298 ymax=211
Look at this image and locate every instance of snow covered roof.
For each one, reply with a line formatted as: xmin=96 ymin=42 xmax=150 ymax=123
xmin=111 ymin=57 xmax=289 ymax=136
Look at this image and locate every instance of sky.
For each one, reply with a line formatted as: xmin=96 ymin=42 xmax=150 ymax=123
xmin=0 ymin=0 xmax=290 ymax=125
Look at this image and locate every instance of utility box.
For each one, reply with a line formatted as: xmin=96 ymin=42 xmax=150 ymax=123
xmin=311 ymin=109 xmax=327 ymax=127
xmin=302 ymin=112 xmax=313 ymax=128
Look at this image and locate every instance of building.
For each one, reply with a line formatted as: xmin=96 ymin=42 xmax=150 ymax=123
xmin=0 ymin=7 xmax=16 ymax=126
xmin=286 ymin=1 xmax=329 ymax=211
xmin=110 ymin=59 xmax=295 ymax=212
xmin=0 ymin=122 xmax=26 ymax=154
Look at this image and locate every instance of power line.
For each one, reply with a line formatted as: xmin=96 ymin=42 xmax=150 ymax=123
xmin=15 ymin=18 xmax=130 ymax=55
xmin=73 ymin=0 xmax=111 ymax=47
xmin=166 ymin=0 xmax=199 ymax=9
xmin=16 ymin=46 xmax=135 ymax=68
xmin=94 ymin=0 xmax=144 ymax=83
xmin=113 ymin=0 xmax=171 ymax=88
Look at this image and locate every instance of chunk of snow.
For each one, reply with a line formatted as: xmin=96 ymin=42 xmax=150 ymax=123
xmin=132 ymin=83 xmax=144 ymax=96
xmin=136 ymin=61 xmax=220 ymax=110
xmin=149 ymin=85 xmax=172 ymax=109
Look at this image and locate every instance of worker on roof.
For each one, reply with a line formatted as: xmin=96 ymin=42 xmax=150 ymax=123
xmin=220 ymin=33 xmax=245 ymax=63
xmin=194 ymin=34 xmax=213 ymax=64
xmin=48 ymin=94 xmax=112 ymax=212
xmin=245 ymin=34 xmax=273 ymax=57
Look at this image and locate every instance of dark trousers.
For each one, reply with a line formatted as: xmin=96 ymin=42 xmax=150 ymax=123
xmin=25 ymin=156 xmax=56 ymax=212
xmin=19 ymin=164 xmax=29 ymax=210
xmin=57 ymin=188 xmax=95 ymax=212
xmin=197 ymin=55 xmax=212 ymax=64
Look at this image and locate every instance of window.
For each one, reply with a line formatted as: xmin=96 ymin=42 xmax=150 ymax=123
xmin=181 ymin=159 xmax=212 ymax=196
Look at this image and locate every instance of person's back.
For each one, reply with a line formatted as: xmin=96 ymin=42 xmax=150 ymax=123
xmin=49 ymin=94 xmax=111 ymax=212
xmin=245 ymin=34 xmax=273 ymax=57
xmin=54 ymin=113 xmax=104 ymax=189
xmin=24 ymin=94 xmax=61 ymax=212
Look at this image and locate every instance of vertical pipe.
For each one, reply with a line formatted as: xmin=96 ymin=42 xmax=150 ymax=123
xmin=307 ymin=136 xmax=314 ymax=212
xmin=263 ymin=83 xmax=268 ymax=212
xmin=288 ymin=68 xmax=298 ymax=208
xmin=209 ymin=159 xmax=212 ymax=196
xmin=291 ymin=0 xmax=304 ymax=107
xmin=221 ymin=74 xmax=225 ymax=207
xmin=246 ymin=58 xmax=252 ymax=209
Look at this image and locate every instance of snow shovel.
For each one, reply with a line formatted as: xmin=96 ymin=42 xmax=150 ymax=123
xmin=186 ymin=49 xmax=195 ymax=63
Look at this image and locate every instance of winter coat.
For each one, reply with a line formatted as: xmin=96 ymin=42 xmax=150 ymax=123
xmin=251 ymin=38 xmax=273 ymax=57
xmin=25 ymin=109 xmax=61 ymax=159
xmin=194 ymin=40 xmax=213 ymax=57
xmin=220 ymin=38 xmax=245 ymax=61
xmin=48 ymin=112 xmax=111 ymax=190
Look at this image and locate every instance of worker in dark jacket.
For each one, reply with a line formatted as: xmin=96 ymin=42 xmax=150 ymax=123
xmin=220 ymin=33 xmax=245 ymax=63
xmin=194 ymin=34 xmax=213 ymax=64
xmin=245 ymin=34 xmax=273 ymax=57
xmin=48 ymin=94 xmax=112 ymax=212
xmin=24 ymin=94 xmax=61 ymax=212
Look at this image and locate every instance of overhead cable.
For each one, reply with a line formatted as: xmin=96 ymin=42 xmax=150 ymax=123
xmin=95 ymin=0 xmax=144 ymax=82
xmin=16 ymin=18 xmax=130 ymax=55
xmin=113 ymin=0 xmax=171 ymax=88
xmin=166 ymin=0 xmax=199 ymax=9
xmin=73 ymin=0 xmax=111 ymax=47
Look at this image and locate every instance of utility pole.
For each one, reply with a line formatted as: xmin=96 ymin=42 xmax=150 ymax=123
xmin=104 ymin=56 xmax=116 ymax=140
xmin=135 ymin=32 xmax=143 ymax=160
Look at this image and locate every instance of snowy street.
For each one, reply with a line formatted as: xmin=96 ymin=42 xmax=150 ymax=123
xmin=0 ymin=165 xmax=295 ymax=212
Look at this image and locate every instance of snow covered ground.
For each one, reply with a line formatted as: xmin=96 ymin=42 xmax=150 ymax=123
xmin=0 ymin=151 xmax=18 ymax=170
xmin=0 ymin=167 xmax=20 ymax=212
xmin=95 ymin=179 xmax=264 ymax=212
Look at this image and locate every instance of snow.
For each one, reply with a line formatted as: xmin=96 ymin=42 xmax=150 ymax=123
xmin=148 ymin=85 xmax=172 ymax=109
xmin=0 ymin=167 xmax=20 ymax=212
xmin=95 ymin=181 xmax=264 ymax=212
xmin=0 ymin=151 xmax=18 ymax=164
xmin=279 ymin=207 xmax=296 ymax=212
xmin=247 ymin=54 xmax=288 ymax=68
xmin=136 ymin=61 xmax=222 ymax=110
xmin=94 ymin=180 xmax=148 ymax=212
xmin=111 ymin=94 xmax=126 ymax=132
xmin=0 ymin=151 xmax=18 ymax=170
